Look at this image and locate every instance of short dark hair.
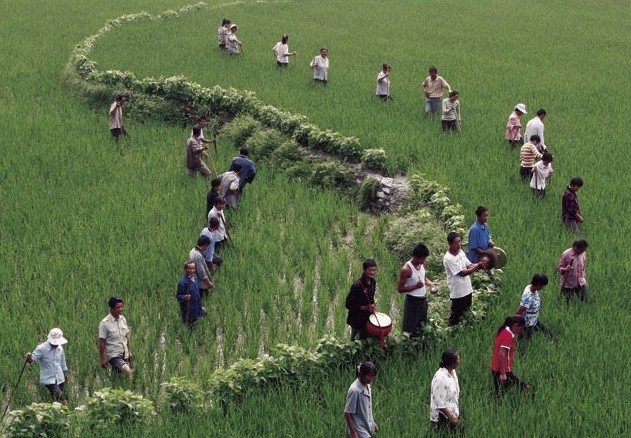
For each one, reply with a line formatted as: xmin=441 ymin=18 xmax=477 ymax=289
xmin=447 ymin=232 xmax=461 ymax=244
xmin=198 ymin=235 xmax=211 ymax=247
xmin=573 ymin=239 xmax=589 ymax=250
xmin=362 ymin=259 xmax=377 ymax=270
xmin=529 ymin=134 xmax=541 ymax=143
xmin=108 ymin=296 xmax=124 ymax=309
xmin=475 ymin=205 xmax=488 ymax=217
xmin=222 ymin=18 xmax=231 ymax=25
xmin=192 ymin=125 xmax=202 ymax=136
xmin=429 ymin=66 xmax=437 ymax=73
xmin=382 ymin=63 xmax=390 ymax=70
xmin=239 ymin=147 xmax=249 ymax=156
xmin=281 ymin=34 xmax=289 ymax=44
xmin=439 ymin=349 xmax=459 ymax=368
xmin=497 ymin=315 xmax=525 ymax=335
xmin=536 ymin=108 xmax=547 ymax=117
xmin=208 ymin=217 xmax=220 ymax=228
xmin=542 ymin=152 xmax=553 ymax=162
xmin=115 ymin=94 xmax=126 ymax=101
xmin=211 ymin=177 xmax=222 ymax=188
xmin=531 ymin=273 xmax=549 ymax=287
xmin=213 ymin=197 xmax=226 ymax=206
xmin=357 ymin=361 xmax=377 ymax=377
xmin=449 ymin=90 xmax=459 ymax=98
xmin=412 ymin=243 xmax=430 ymax=258
xmin=570 ymin=177 xmax=584 ymax=187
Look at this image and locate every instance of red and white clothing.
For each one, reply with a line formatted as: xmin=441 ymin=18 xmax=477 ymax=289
xmin=491 ymin=327 xmax=516 ymax=373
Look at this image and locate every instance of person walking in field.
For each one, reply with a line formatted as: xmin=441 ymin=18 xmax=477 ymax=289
xmin=99 ymin=297 xmax=133 ymax=378
xmin=345 ymin=259 xmax=378 ymax=340
xmin=443 ymin=232 xmax=484 ymax=326
xmin=530 ymin=152 xmax=554 ymax=196
xmin=524 ymin=108 xmax=548 ymax=152
xmin=441 ymin=90 xmax=461 ymax=132
xmin=344 ymin=361 xmax=378 ymax=438
xmin=375 ymin=64 xmax=391 ymax=100
xmin=186 ymin=125 xmax=211 ymax=178
xmin=516 ymin=273 xmax=552 ymax=338
xmin=217 ymin=18 xmax=231 ymax=49
xmin=200 ymin=217 xmax=222 ymax=273
xmin=422 ymin=66 xmax=451 ymax=114
xmin=207 ymin=197 xmax=228 ymax=248
xmin=272 ymin=34 xmax=296 ymax=67
xmin=189 ymin=235 xmax=214 ymax=298
xmin=558 ymin=239 xmax=589 ymax=303
xmin=491 ymin=315 xmax=529 ymax=393
xmin=430 ymin=349 xmax=461 ymax=432
xmin=25 ymin=328 xmax=69 ymax=405
xmin=467 ymin=206 xmax=495 ymax=263
xmin=561 ymin=177 xmax=584 ymax=232
xmin=206 ymin=177 xmax=222 ymax=218
xmin=229 ymin=147 xmax=256 ymax=192
xmin=310 ymin=47 xmax=329 ymax=84
xmin=176 ymin=261 xmax=207 ymax=326
xmin=506 ymin=103 xmax=527 ymax=148
xmin=519 ymin=135 xmax=543 ymax=182
xmin=219 ymin=162 xmax=241 ymax=209
xmin=109 ymin=94 xmax=127 ymax=140
xmin=226 ymin=24 xmax=242 ymax=54
xmin=397 ymin=243 xmax=437 ymax=337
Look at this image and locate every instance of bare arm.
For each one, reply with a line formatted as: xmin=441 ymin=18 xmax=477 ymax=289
xmin=439 ymin=408 xmax=459 ymax=425
xmin=344 ymin=413 xmax=359 ymax=438
xmin=99 ymin=338 xmax=108 ymax=368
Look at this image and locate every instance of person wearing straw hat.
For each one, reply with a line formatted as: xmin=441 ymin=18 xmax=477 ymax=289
xmin=26 ymin=328 xmax=69 ymax=404
xmin=226 ymin=24 xmax=242 ymax=54
xmin=505 ymin=103 xmax=527 ymax=148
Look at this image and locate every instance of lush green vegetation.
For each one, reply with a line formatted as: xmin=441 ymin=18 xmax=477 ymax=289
xmin=2 ymin=0 xmax=631 ymax=436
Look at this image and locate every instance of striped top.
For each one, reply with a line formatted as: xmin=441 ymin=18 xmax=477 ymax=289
xmin=520 ymin=142 xmax=542 ymax=168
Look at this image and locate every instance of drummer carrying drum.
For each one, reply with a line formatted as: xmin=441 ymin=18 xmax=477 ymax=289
xmin=345 ymin=259 xmax=378 ymax=340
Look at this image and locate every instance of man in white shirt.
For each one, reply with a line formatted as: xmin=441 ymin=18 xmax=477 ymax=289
xmin=310 ymin=48 xmax=329 ymax=83
xmin=524 ymin=108 xmax=547 ymax=152
xmin=443 ymin=232 xmax=483 ymax=326
xmin=422 ymin=66 xmax=451 ymax=114
xmin=272 ymin=34 xmax=296 ymax=67
xmin=99 ymin=297 xmax=133 ymax=377
xmin=219 ymin=163 xmax=241 ymax=209
xmin=375 ymin=64 xmax=391 ymax=100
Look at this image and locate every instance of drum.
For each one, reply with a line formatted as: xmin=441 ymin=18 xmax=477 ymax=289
xmin=479 ymin=247 xmax=507 ymax=269
xmin=365 ymin=312 xmax=392 ymax=348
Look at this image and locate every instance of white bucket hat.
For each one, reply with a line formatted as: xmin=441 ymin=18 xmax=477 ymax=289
xmin=515 ymin=103 xmax=527 ymax=114
xmin=47 ymin=328 xmax=68 ymax=346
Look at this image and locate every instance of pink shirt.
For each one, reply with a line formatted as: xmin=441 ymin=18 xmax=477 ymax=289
xmin=558 ymin=248 xmax=587 ymax=288
xmin=505 ymin=111 xmax=522 ymax=141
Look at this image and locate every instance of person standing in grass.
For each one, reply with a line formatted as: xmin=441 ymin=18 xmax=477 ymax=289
xmin=200 ymin=217 xmax=222 ymax=273
xmin=186 ymin=125 xmax=211 ymax=178
xmin=346 ymin=259 xmax=378 ymax=340
xmin=108 ymin=94 xmax=127 ymax=140
xmin=219 ymin=162 xmax=241 ymax=209
xmin=530 ymin=152 xmax=554 ymax=196
xmin=443 ymin=232 xmax=484 ymax=326
xmin=430 ymin=349 xmax=461 ymax=432
xmin=561 ymin=177 xmax=584 ymax=232
xmin=375 ymin=64 xmax=391 ymax=100
xmin=99 ymin=297 xmax=133 ymax=378
xmin=558 ymin=239 xmax=589 ymax=303
xmin=310 ymin=47 xmax=329 ymax=84
xmin=524 ymin=108 xmax=547 ymax=152
xmin=397 ymin=243 xmax=437 ymax=337
xmin=422 ymin=66 xmax=451 ymax=114
xmin=272 ymin=34 xmax=296 ymax=67
xmin=467 ymin=206 xmax=495 ymax=263
xmin=217 ymin=18 xmax=231 ymax=49
xmin=441 ymin=90 xmax=461 ymax=132
xmin=516 ymin=273 xmax=552 ymax=338
xmin=226 ymin=24 xmax=242 ymax=54
xmin=491 ymin=315 xmax=529 ymax=393
xmin=206 ymin=177 xmax=222 ymax=218
xmin=189 ymin=235 xmax=214 ymax=298
xmin=344 ymin=361 xmax=378 ymax=438
xmin=519 ymin=135 xmax=543 ymax=182
xmin=26 ymin=328 xmax=69 ymax=405
xmin=229 ymin=147 xmax=256 ymax=193
xmin=176 ymin=261 xmax=206 ymax=326
xmin=207 ymin=196 xmax=228 ymax=248
xmin=506 ymin=103 xmax=527 ymax=148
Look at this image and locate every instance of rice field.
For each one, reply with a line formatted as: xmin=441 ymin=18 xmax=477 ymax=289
xmin=2 ymin=0 xmax=631 ymax=436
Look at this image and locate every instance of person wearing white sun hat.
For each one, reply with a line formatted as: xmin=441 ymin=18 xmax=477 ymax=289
xmin=506 ymin=103 xmax=527 ymax=148
xmin=26 ymin=328 xmax=69 ymax=404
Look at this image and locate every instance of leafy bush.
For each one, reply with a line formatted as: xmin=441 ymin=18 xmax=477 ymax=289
xmin=359 ymin=177 xmax=380 ymax=210
xmin=309 ymin=161 xmax=355 ymax=191
xmin=221 ymin=116 xmax=260 ymax=149
xmin=160 ymin=377 xmax=205 ymax=414
xmin=79 ymin=388 xmax=155 ymax=430
xmin=247 ymin=129 xmax=285 ymax=159
xmin=5 ymin=402 xmax=71 ymax=438
xmin=361 ymin=149 xmax=387 ymax=172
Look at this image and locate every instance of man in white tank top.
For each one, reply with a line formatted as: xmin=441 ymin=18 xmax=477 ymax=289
xmin=398 ymin=244 xmax=437 ymax=337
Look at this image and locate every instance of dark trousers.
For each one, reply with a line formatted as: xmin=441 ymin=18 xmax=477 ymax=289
xmin=45 ymin=382 xmax=67 ymax=402
xmin=562 ymin=286 xmax=588 ymax=303
xmin=519 ymin=166 xmax=533 ymax=181
xmin=448 ymin=294 xmax=472 ymax=326
xmin=433 ymin=412 xmax=459 ymax=433
xmin=492 ymin=371 xmax=528 ymax=393
xmin=525 ymin=320 xmax=552 ymax=338
xmin=402 ymin=295 xmax=427 ymax=336
xmin=442 ymin=120 xmax=458 ymax=132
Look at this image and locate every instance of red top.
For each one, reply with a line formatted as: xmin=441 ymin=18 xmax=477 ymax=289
xmin=490 ymin=327 xmax=515 ymax=373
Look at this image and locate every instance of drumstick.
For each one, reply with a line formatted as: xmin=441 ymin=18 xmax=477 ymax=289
xmin=373 ymin=312 xmax=382 ymax=328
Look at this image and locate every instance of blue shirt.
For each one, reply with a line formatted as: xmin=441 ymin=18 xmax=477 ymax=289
xmin=176 ymin=274 xmax=204 ymax=323
xmin=229 ymin=155 xmax=256 ymax=188
xmin=30 ymin=342 xmax=67 ymax=385
xmin=468 ymin=220 xmax=491 ymax=262
xmin=200 ymin=228 xmax=217 ymax=262
xmin=519 ymin=286 xmax=541 ymax=327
